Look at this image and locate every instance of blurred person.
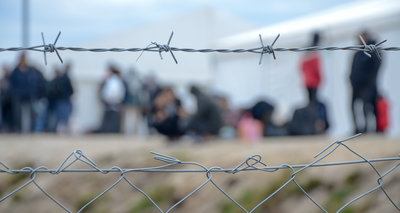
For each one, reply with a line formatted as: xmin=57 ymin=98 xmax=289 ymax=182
xmin=150 ymin=87 xmax=185 ymax=140
xmin=216 ymin=95 xmax=241 ymax=128
xmin=186 ymin=85 xmax=223 ymax=138
xmin=141 ymin=73 xmax=162 ymax=133
xmin=56 ymin=63 xmax=74 ymax=133
xmin=123 ymin=68 xmax=144 ymax=135
xmin=289 ymin=32 xmax=329 ymax=136
xmin=9 ymin=52 xmax=46 ymax=133
xmin=46 ymin=64 xmax=74 ymax=133
xmin=250 ymin=100 xmax=288 ymax=136
xmin=215 ymin=95 xmax=241 ymax=139
xmin=46 ymin=67 xmax=61 ymax=132
xmin=300 ymin=32 xmax=322 ymax=103
xmin=97 ymin=64 xmax=128 ymax=133
xmin=143 ymin=74 xmax=161 ymax=104
xmin=1 ymin=66 xmax=13 ymax=132
xmin=288 ymin=98 xmax=329 ymax=135
xmin=237 ymin=110 xmax=263 ymax=142
xmin=350 ymin=31 xmax=382 ymax=133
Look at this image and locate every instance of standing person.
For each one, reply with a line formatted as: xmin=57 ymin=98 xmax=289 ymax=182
xmin=123 ymin=68 xmax=144 ymax=135
xmin=300 ymin=32 xmax=322 ymax=103
xmin=97 ymin=65 xmax=127 ymax=133
xmin=186 ymin=85 xmax=223 ymax=138
xmin=9 ymin=52 xmax=46 ymax=133
xmin=0 ymin=66 xmax=13 ymax=132
xmin=290 ymin=32 xmax=329 ymax=136
xmin=46 ymin=67 xmax=61 ymax=132
xmin=56 ymin=63 xmax=74 ymax=133
xmin=350 ymin=31 xmax=382 ymax=133
xmin=46 ymin=64 xmax=74 ymax=133
xmin=215 ymin=95 xmax=241 ymax=139
xmin=141 ymin=73 xmax=162 ymax=133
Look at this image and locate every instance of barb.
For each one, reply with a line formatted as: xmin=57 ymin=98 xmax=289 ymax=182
xmin=359 ymin=34 xmax=386 ymax=61
xmin=1 ymin=31 xmax=399 ymax=65
xmin=1 ymin=135 xmax=400 ymax=212
xmin=137 ymin=31 xmax=178 ymax=64
xmin=259 ymin=33 xmax=280 ymax=64
xmin=41 ymin=31 xmax=63 ymax=65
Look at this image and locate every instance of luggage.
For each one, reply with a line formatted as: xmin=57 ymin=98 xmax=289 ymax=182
xmin=376 ymin=97 xmax=389 ymax=132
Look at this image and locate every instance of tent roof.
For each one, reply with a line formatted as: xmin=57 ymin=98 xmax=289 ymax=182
xmin=217 ymin=0 xmax=400 ymax=47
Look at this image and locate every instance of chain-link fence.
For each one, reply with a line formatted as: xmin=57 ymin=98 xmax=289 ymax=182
xmin=1 ymin=31 xmax=400 ymax=212
xmin=1 ymin=134 xmax=399 ymax=212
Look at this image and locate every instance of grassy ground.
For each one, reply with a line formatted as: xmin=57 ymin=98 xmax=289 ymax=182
xmin=0 ymin=134 xmax=399 ymax=212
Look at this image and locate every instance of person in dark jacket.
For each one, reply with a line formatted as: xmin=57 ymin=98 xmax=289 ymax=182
xmin=187 ymin=85 xmax=223 ymax=137
xmin=350 ymin=31 xmax=382 ymax=133
xmin=9 ymin=52 xmax=46 ymax=133
xmin=289 ymin=100 xmax=329 ymax=136
xmin=151 ymin=87 xmax=185 ymax=140
xmin=1 ymin=66 xmax=13 ymax=132
xmin=46 ymin=64 xmax=74 ymax=133
xmin=250 ymin=100 xmax=288 ymax=136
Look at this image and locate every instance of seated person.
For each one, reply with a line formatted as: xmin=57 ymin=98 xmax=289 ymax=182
xmin=289 ymin=99 xmax=329 ymax=135
xmin=186 ymin=86 xmax=223 ymax=138
xmin=150 ymin=87 xmax=185 ymax=140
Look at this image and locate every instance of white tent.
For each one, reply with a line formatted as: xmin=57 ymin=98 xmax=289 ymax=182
xmin=33 ymin=8 xmax=257 ymax=132
xmin=213 ymin=0 xmax=400 ymax=136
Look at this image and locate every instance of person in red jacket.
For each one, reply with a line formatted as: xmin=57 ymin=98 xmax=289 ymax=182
xmin=300 ymin=32 xmax=322 ymax=103
xmin=290 ymin=32 xmax=330 ymax=135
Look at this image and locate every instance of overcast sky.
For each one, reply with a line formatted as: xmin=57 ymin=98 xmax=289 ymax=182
xmin=0 ymin=0 xmax=360 ymax=48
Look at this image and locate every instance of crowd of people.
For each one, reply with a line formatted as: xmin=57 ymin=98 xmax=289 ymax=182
xmin=0 ymin=30 xmax=387 ymax=140
xmin=93 ymin=64 xmax=225 ymax=140
xmin=0 ymin=53 xmax=73 ymax=133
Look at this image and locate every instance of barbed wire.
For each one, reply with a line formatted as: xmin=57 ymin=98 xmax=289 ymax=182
xmin=1 ymin=31 xmax=399 ymax=65
xmin=1 ymin=134 xmax=400 ymax=212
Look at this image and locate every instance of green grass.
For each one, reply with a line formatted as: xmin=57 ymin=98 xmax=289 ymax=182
xmin=324 ymin=170 xmax=363 ymax=213
xmin=130 ymin=184 xmax=175 ymax=213
xmin=76 ymin=192 xmax=109 ymax=213
xmin=221 ymin=171 xmax=297 ymax=213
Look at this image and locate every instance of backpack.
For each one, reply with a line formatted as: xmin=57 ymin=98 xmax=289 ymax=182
xmin=289 ymin=105 xmax=317 ymax=135
xmin=376 ymin=97 xmax=389 ymax=132
xmin=101 ymin=75 xmax=126 ymax=105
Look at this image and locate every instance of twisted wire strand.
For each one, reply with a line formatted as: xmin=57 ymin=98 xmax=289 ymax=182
xmin=2 ymin=45 xmax=397 ymax=53
xmin=0 ymin=31 xmax=398 ymax=65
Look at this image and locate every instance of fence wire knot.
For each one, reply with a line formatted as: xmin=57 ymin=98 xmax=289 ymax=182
xmin=230 ymin=154 xmax=268 ymax=174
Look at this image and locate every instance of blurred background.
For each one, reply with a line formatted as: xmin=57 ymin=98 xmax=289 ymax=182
xmin=1 ymin=1 xmax=400 ymax=212
xmin=0 ymin=0 xmax=400 ymax=136
xmin=1 ymin=0 xmax=399 ymax=138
